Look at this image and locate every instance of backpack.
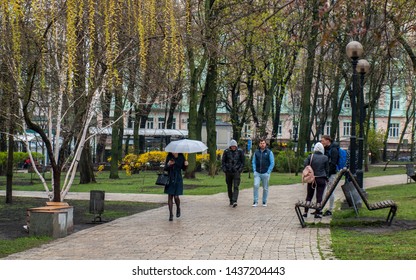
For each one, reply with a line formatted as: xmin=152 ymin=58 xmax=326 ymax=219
xmin=302 ymin=154 xmax=315 ymax=185
xmin=337 ymin=147 xmax=347 ymax=171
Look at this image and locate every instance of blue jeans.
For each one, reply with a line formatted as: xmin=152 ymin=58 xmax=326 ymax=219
xmin=253 ymin=172 xmax=270 ymax=204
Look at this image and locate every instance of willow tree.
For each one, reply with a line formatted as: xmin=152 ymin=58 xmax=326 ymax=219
xmin=3 ymin=0 xmax=182 ymax=199
xmin=1 ymin=0 xmax=112 ymax=201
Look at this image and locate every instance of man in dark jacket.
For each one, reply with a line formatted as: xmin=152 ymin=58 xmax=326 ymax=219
xmin=222 ymin=139 xmax=245 ymax=207
xmin=321 ymin=135 xmax=339 ymax=216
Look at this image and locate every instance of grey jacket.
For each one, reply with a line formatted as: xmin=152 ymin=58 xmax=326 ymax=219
xmin=304 ymin=152 xmax=329 ymax=178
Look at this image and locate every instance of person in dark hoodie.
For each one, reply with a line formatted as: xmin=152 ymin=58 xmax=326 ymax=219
xmin=222 ymin=139 xmax=245 ymax=207
xmin=320 ymin=135 xmax=339 ymax=216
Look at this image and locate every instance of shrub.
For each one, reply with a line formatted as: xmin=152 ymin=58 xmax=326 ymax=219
xmin=121 ymin=150 xmax=223 ymax=175
xmin=275 ymin=150 xmax=306 ymax=173
xmin=367 ymin=128 xmax=384 ymax=163
xmin=0 ymin=151 xmax=44 ymax=169
xmin=122 ymin=151 xmax=168 ymax=175
xmin=196 ymin=150 xmax=223 ymax=172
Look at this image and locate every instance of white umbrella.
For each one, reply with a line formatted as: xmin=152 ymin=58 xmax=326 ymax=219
xmin=164 ymin=139 xmax=208 ymax=153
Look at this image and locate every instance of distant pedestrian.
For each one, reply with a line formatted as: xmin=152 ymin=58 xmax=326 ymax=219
xmin=320 ymin=135 xmax=339 ymax=216
xmin=302 ymin=142 xmax=329 ymax=218
xmin=252 ymin=139 xmax=274 ymax=207
xmin=221 ymin=139 xmax=245 ymax=207
xmin=23 ymin=158 xmax=31 ymax=169
xmin=164 ymin=152 xmax=188 ymax=221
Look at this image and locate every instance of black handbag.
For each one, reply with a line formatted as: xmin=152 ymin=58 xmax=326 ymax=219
xmin=156 ymin=173 xmax=170 ymax=186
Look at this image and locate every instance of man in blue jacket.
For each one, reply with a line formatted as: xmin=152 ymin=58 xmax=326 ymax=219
xmin=252 ymin=139 xmax=275 ymax=207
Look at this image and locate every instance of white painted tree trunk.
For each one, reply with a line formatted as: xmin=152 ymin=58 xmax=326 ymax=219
xmin=60 ymin=82 xmax=106 ymax=200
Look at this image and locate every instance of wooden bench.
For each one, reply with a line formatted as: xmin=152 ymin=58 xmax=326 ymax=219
xmin=406 ymin=164 xmax=416 ymax=183
xmin=295 ymin=168 xmax=347 ymax=228
xmin=346 ymin=170 xmax=397 ymax=226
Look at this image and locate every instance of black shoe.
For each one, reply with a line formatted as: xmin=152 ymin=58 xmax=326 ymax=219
xmin=169 ymin=214 xmax=173 ymax=221
xmin=233 ymin=202 xmax=238 ymax=208
xmin=302 ymin=213 xmax=308 ymax=218
xmin=176 ymin=208 xmax=181 ymax=218
xmin=314 ymin=214 xmax=322 ymax=219
xmin=323 ymin=210 xmax=332 ymax=216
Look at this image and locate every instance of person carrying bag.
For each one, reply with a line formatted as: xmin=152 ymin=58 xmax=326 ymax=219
xmin=302 ymin=142 xmax=329 ymax=219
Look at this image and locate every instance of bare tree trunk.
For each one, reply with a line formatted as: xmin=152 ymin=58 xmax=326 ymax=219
xmin=96 ymin=89 xmax=112 ymax=163
xmin=6 ymin=134 xmax=14 ymax=204
xmin=394 ymin=98 xmax=414 ymax=159
xmin=205 ymin=57 xmax=218 ymax=176
xmin=382 ymin=84 xmax=394 ymax=161
xmin=79 ymin=139 xmax=96 ymax=184
xmin=109 ymin=85 xmax=124 ymax=179
xmin=330 ymin=52 xmax=345 ymax=141
xmin=296 ymin=0 xmax=319 ymax=165
xmin=133 ymin=105 xmax=140 ymax=155
xmin=0 ymin=62 xmax=9 ymax=177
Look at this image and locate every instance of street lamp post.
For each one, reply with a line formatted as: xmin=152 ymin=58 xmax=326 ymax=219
xmin=346 ymin=41 xmax=364 ymax=181
xmin=357 ymin=59 xmax=370 ymax=189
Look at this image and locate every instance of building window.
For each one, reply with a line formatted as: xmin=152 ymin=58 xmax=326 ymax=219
xmin=146 ymin=118 xmax=154 ymax=129
xmin=343 ymin=96 xmax=351 ymax=108
xmin=389 ymin=123 xmax=399 ymax=138
xmin=343 ymin=122 xmax=351 ymax=136
xmin=172 ymin=118 xmax=176 ymax=129
xmin=392 ymin=98 xmax=400 ymax=109
xmin=243 ymin=124 xmax=251 ymax=138
xmin=292 ymin=121 xmax=298 ymax=139
xmin=316 ymin=96 xmax=323 ymax=110
xmin=277 ymin=121 xmax=282 ymax=136
xmin=158 ymin=117 xmax=165 ymax=129
xmin=325 ymin=121 xmax=331 ymax=135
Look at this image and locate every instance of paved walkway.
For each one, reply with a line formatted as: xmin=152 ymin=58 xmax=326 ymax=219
xmin=1 ymin=174 xmax=407 ymax=260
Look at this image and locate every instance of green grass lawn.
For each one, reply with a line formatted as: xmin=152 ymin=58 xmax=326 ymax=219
xmin=0 ymin=236 xmax=52 ymax=258
xmin=330 ymin=183 xmax=416 ymax=260
xmin=3 ymin=163 xmax=405 ymax=195
xmin=4 ymin=169 xmax=302 ymax=195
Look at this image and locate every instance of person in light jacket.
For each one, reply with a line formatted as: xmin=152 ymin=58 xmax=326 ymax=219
xmin=252 ymin=139 xmax=275 ymax=207
xmin=302 ymin=142 xmax=329 ymax=218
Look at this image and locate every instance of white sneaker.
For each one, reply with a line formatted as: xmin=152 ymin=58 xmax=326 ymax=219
xmin=252 ymin=203 xmax=258 ymax=207
xmin=262 ymin=203 xmax=267 ymax=207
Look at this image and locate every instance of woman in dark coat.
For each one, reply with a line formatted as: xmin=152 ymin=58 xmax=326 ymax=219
xmin=303 ymin=142 xmax=329 ymax=218
xmin=164 ymin=152 xmax=188 ymax=221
